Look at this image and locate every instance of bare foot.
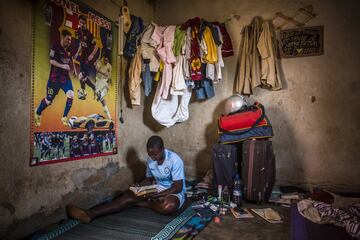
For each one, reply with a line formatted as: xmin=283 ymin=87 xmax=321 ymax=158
xmin=66 ymin=205 xmax=91 ymax=223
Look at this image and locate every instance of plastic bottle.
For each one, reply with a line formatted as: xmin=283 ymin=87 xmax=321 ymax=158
xmin=218 ymin=185 xmax=223 ymax=202
xmin=233 ymin=174 xmax=242 ymax=206
xmin=222 ymin=186 xmax=230 ymax=203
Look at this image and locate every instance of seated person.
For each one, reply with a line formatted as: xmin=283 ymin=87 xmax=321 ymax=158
xmin=67 ymin=135 xmax=186 ymax=223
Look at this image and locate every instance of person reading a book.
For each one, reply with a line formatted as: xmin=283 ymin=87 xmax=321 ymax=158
xmin=67 ymin=135 xmax=186 ymax=223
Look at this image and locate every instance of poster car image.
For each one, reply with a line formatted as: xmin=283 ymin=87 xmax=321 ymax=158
xmin=31 ymin=0 xmax=118 ymax=166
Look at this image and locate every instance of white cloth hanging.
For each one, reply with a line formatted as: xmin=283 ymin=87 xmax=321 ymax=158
xmin=151 ymin=78 xmax=192 ymax=128
xmin=171 ymin=55 xmax=187 ymax=95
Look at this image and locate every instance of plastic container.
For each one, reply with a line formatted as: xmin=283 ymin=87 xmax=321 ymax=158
xmin=222 ymin=186 xmax=230 ymax=203
xmin=233 ymin=174 xmax=242 ymax=206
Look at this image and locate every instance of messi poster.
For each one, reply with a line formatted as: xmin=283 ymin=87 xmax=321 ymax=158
xmin=31 ymin=0 xmax=118 ymax=166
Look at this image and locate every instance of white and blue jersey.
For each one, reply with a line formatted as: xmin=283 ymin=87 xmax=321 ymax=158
xmin=146 ymin=149 xmax=186 ymax=208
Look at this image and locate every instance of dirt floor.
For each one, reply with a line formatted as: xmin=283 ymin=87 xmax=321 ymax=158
xmin=196 ymin=203 xmax=290 ymax=240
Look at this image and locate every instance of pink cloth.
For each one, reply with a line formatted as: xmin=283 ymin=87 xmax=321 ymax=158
xmin=155 ymin=25 xmax=177 ymax=99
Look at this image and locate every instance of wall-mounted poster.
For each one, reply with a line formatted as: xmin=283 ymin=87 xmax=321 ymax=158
xmin=31 ymin=0 xmax=118 ymax=166
xmin=279 ymin=26 xmax=324 ymax=58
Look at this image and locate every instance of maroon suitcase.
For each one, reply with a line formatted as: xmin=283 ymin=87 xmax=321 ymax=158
xmin=241 ymin=139 xmax=275 ymax=203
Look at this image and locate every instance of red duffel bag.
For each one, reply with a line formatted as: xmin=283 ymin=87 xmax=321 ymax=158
xmin=219 ymin=102 xmax=270 ymax=132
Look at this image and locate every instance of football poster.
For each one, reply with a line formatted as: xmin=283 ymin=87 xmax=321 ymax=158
xmin=31 ymin=0 xmax=118 ymax=166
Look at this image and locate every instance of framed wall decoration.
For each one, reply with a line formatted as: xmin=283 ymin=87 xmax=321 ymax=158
xmin=279 ymin=26 xmax=324 ymax=58
xmin=31 ymin=0 xmax=118 ymax=166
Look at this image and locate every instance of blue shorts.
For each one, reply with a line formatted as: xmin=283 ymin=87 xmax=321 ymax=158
xmin=46 ymin=79 xmax=73 ymax=101
xmin=156 ymin=185 xmax=186 ymax=209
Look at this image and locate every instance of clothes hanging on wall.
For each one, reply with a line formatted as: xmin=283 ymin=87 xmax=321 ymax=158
xmin=257 ymin=21 xmax=282 ymax=90
xmin=156 ymin=25 xmax=177 ymax=100
xmin=141 ymin=60 xmax=152 ymax=97
xmin=123 ymin=15 xmax=144 ymax=59
xmin=215 ymin=22 xmax=234 ymax=57
xmin=181 ymin=17 xmax=202 ymax=81
xmin=128 ymin=46 xmax=142 ymax=105
xmin=235 ymin=17 xmax=282 ymax=95
xmin=151 ymin=78 xmax=192 ymax=128
xmin=124 ymin=16 xmax=234 ymax=126
xmin=196 ymin=63 xmax=215 ymax=100
xmin=140 ymin=23 xmax=160 ymax=73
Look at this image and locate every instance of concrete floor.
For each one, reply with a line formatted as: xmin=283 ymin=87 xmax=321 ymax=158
xmin=196 ymin=203 xmax=290 ymax=240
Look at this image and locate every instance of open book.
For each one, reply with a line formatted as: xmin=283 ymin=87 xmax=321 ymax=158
xmin=129 ymin=184 xmax=159 ymax=196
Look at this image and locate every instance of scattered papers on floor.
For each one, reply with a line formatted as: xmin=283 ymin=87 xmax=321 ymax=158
xmin=251 ymin=208 xmax=283 ymax=223
xmin=230 ymin=208 xmax=254 ymax=219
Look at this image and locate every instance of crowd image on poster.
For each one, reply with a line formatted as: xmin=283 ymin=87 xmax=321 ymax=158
xmin=31 ymin=0 xmax=118 ymax=166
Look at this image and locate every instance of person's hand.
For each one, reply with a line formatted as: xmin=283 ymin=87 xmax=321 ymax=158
xmin=63 ymin=64 xmax=70 ymax=71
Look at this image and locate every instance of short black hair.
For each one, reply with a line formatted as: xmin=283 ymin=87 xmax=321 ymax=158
xmin=61 ymin=29 xmax=71 ymax=37
xmin=147 ymin=135 xmax=164 ymax=150
xmin=79 ymin=15 xmax=87 ymax=22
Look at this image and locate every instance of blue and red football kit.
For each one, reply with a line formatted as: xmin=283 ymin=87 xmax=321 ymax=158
xmin=36 ymin=42 xmax=73 ymax=118
xmin=76 ymin=28 xmax=96 ymax=76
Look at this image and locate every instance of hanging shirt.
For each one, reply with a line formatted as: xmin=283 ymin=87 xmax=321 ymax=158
xmin=156 ymin=25 xmax=177 ymax=99
xmin=181 ymin=17 xmax=202 ymax=81
xmin=128 ymin=46 xmax=142 ymax=106
xmin=171 ymin=55 xmax=187 ymax=95
xmin=206 ymin=25 xmax=224 ymax=83
xmin=202 ymin=26 xmax=218 ymax=64
xmin=140 ymin=23 xmax=160 ymax=72
xmin=172 ymin=26 xmax=186 ymax=57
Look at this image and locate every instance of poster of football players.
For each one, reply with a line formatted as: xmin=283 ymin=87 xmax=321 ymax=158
xmin=31 ymin=0 xmax=118 ymax=166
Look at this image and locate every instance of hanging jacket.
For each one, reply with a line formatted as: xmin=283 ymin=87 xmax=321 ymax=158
xmin=249 ymin=17 xmax=263 ymax=90
xmin=128 ymin=46 xmax=142 ymax=105
xmin=124 ymin=15 xmax=144 ymax=59
xmin=257 ymin=21 xmax=282 ymax=90
xmin=235 ymin=25 xmax=252 ymax=95
xmin=213 ymin=22 xmax=234 ymax=57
